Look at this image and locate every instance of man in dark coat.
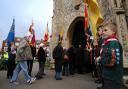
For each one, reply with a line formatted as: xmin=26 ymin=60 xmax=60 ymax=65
xmin=7 ymin=44 xmax=16 ymax=79
xmin=35 ymin=43 xmax=46 ymax=79
xmin=67 ymin=46 xmax=75 ymax=75
xmin=75 ymin=45 xmax=84 ymax=74
xmin=53 ymin=42 xmax=63 ymax=80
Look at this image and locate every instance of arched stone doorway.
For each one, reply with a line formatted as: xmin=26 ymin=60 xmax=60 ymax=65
xmin=67 ymin=16 xmax=86 ymax=48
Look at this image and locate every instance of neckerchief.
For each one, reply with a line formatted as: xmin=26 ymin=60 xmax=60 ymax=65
xmin=100 ymin=35 xmax=118 ymax=54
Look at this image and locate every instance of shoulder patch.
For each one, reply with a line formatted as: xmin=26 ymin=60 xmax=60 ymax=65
xmin=116 ymin=49 xmax=119 ymax=52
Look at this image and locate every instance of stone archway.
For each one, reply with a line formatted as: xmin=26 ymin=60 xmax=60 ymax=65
xmin=67 ymin=16 xmax=86 ymax=48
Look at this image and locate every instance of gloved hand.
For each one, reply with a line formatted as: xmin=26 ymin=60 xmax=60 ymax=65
xmin=95 ymin=56 xmax=101 ymax=63
xmin=87 ymin=48 xmax=92 ymax=52
xmin=90 ymin=48 xmax=92 ymax=51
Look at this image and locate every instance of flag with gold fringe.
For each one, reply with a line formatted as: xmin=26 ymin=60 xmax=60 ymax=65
xmin=84 ymin=0 xmax=103 ymax=39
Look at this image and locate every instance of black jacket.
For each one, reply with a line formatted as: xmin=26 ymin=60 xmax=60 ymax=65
xmin=53 ymin=44 xmax=63 ymax=64
xmin=37 ymin=47 xmax=46 ymax=62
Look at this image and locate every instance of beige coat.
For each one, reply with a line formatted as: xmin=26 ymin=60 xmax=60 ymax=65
xmin=16 ymin=39 xmax=33 ymax=61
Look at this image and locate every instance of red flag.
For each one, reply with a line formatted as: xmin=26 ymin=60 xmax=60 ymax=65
xmin=28 ymin=20 xmax=36 ymax=46
xmin=84 ymin=4 xmax=89 ymax=31
xmin=44 ymin=23 xmax=49 ymax=42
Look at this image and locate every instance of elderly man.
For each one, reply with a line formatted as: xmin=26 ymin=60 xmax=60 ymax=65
xmin=35 ymin=43 xmax=46 ymax=79
xmin=10 ymin=37 xmax=36 ymax=84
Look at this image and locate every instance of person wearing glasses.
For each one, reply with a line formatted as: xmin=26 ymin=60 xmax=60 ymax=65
xmin=97 ymin=22 xmax=123 ymax=89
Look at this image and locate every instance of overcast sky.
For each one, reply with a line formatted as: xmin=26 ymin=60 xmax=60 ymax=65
xmin=0 ymin=0 xmax=53 ymax=48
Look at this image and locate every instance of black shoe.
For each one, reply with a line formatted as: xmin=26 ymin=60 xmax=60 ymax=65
xmin=7 ymin=76 xmax=11 ymax=79
xmin=65 ymin=74 xmax=69 ymax=76
xmin=56 ymin=78 xmax=62 ymax=80
xmin=97 ymin=86 xmax=103 ymax=89
xmin=70 ymin=73 xmax=74 ymax=75
xmin=62 ymin=73 xmax=65 ymax=76
xmin=35 ymin=76 xmax=43 ymax=80
xmin=42 ymin=73 xmax=46 ymax=75
xmin=95 ymin=79 xmax=101 ymax=84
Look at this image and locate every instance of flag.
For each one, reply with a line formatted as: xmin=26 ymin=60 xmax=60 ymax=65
xmin=60 ymin=29 xmax=64 ymax=39
xmin=85 ymin=25 xmax=92 ymax=37
xmin=84 ymin=0 xmax=103 ymax=39
xmin=84 ymin=5 xmax=93 ymax=41
xmin=84 ymin=4 xmax=89 ymax=31
xmin=27 ymin=19 xmax=36 ymax=46
xmin=58 ymin=28 xmax=64 ymax=42
xmin=44 ymin=22 xmax=49 ymax=42
xmin=6 ymin=18 xmax=15 ymax=47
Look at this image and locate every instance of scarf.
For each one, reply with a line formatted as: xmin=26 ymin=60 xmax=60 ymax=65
xmin=102 ymin=35 xmax=118 ymax=46
xmin=100 ymin=35 xmax=118 ymax=54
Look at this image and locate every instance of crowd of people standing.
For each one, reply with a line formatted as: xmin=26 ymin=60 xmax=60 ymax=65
xmin=1 ymin=20 xmax=123 ymax=89
xmin=3 ymin=36 xmax=50 ymax=84
xmin=52 ymin=21 xmax=123 ymax=89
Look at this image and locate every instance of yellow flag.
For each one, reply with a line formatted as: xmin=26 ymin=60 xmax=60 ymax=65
xmin=58 ymin=27 xmax=64 ymax=42
xmin=84 ymin=0 xmax=103 ymax=39
xmin=60 ymin=27 xmax=64 ymax=38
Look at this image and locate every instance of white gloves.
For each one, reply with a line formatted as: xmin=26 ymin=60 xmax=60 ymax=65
xmin=87 ymin=48 xmax=92 ymax=52
xmin=95 ymin=56 xmax=101 ymax=63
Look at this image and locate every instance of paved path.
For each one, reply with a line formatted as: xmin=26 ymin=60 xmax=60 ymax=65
xmin=0 ymin=63 xmax=101 ymax=89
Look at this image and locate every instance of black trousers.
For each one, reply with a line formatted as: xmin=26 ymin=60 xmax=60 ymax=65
xmin=69 ymin=60 xmax=74 ymax=75
xmin=36 ymin=62 xmax=45 ymax=77
xmin=7 ymin=60 xmax=16 ymax=78
xmin=27 ymin=60 xmax=34 ymax=76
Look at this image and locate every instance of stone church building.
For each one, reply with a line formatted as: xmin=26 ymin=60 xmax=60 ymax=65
xmin=51 ymin=0 xmax=128 ymax=67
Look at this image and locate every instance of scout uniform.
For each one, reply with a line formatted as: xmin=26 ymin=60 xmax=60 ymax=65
xmin=99 ymin=37 xmax=123 ymax=89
